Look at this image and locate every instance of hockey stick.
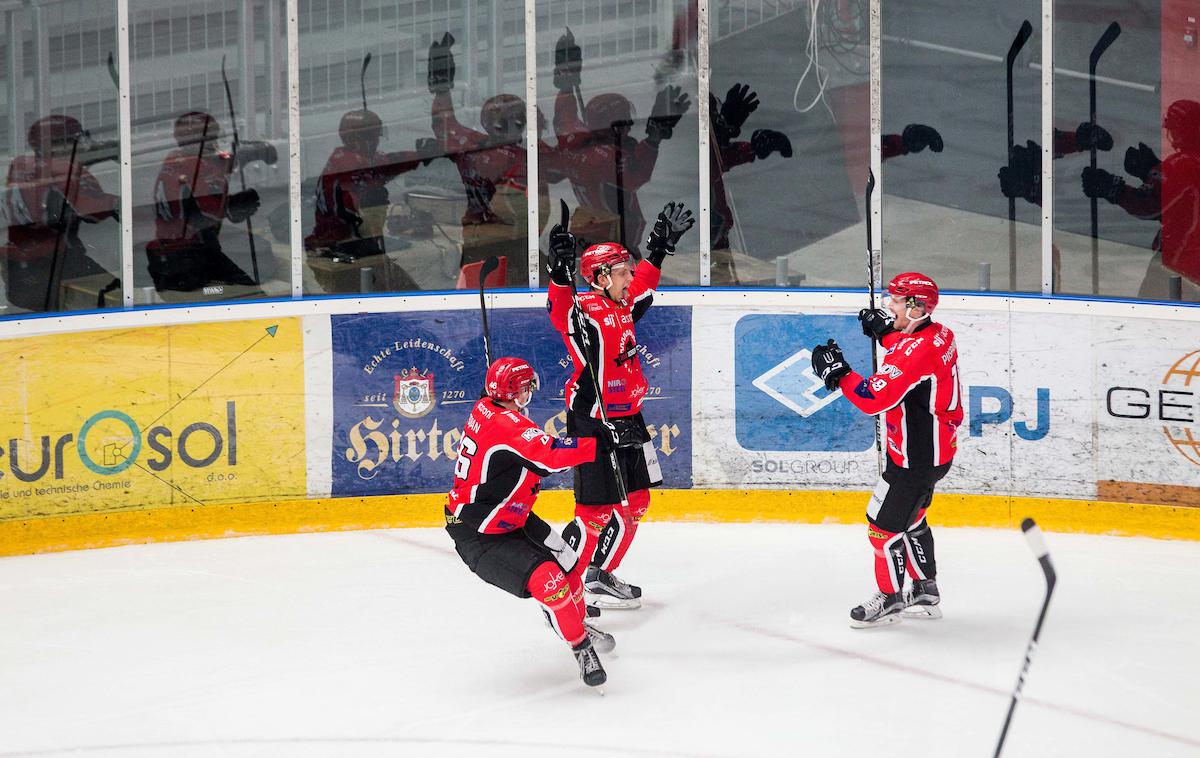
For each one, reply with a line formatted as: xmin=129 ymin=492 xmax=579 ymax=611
xmin=43 ymin=136 xmax=81 ymax=311
xmin=993 ymin=517 xmax=1057 ymax=758
xmin=220 ymin=54 xmax=261 ymax=286
xmin=865 ymin=168 xmax=882 ymax=474
xmin=478 ymin=255 xmax=500 ymax=371
xmin=106 ymin=51 xmax=119 ymax=88
xmin=360 ymin=52 xmax=373 ymax=113
xmin=612 ymin=127 xmax=627 ymax=250
xmin=1088 ymin=22 xmax=1121 ymax=295
xmin=1005 ymin=20 xmax=1032 ymax=292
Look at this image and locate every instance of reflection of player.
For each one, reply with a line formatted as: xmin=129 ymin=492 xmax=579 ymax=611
xmin=546 ymin=202 xmax=694 ymax=609
xmin=552 ymin=28 xmax=691 ymax=258
xmin=428 ymin=33 xmax=559 ymax=287
xmin=306 ymin=110 xmax=434 ymax=279
xmin=4 ymin=115 xmax=119 ymax=312
xmin=1081 ymin=100 xmax=1200 ymax=297
xmin=446 ymin=357 xmax=613 ymax=689
xmin=811 ymin=274 xmax=962 ymax=629
xmin=708 ymin=83 xmax=793 ymax=284
xmin=997 ymin=121 xmax=1112 ymax=206
xmin=147 ymin=111 xmax=277 ymax=292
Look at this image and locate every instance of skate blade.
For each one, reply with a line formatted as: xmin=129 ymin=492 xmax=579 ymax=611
xmin=849 ymin=613 xmax=903 ymax=629
xmin=595 ymin=686 xmax=606 ymax=697
xmin=585 ymin=593 xmax=642 ymax=610
xmin=902 ymin=605 xmax=942 ymax=620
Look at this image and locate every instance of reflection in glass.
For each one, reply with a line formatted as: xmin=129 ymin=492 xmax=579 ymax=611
xmin=1 ymin=0 xmax=123 ymax=316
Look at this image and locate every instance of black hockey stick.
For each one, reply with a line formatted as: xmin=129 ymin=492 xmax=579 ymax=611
xmin=106 ymin=51 xmax=119 ymax=88
xmin=1088 ymin=22 xmax=1121 ymax=295
xmin=221 ymin=54 xmax=261 ymax=286
xmin=612 ymin=127 xmax=627 ymax=250
xmin=43 ymin=136 xmax=81 ymax=311
xmin=478 ymin=255 xmax=500 ymax=370
xmin=993 ymin=517 xmax=1057 ymax=758
xmin=559 ymin=199 xmax=631 ymax=511
xmin=360 ymin=52 xmax=373 ymax=113
xmin=1005 ymin=20 xmax=1032 ymax=291
xmin=865 ymin=168 xmax=882 ymax=473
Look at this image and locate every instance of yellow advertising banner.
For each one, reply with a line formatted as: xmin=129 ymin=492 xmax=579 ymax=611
xmin=0 ymin=318 xmax=305 ymax=520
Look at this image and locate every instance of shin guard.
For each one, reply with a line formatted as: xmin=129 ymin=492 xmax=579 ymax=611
xmin=528 ymin=561 xmax=586 ymax=648
xmin=598 ymin=489 xmax=650 ymax=572
xmin=903 ymin=510 xmax=937 ymax=581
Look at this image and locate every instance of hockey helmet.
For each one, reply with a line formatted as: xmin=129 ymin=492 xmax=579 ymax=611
xmin=888 ymin=272 xmax=939 ymax=313
xmin=1164 ymin=99 xmax=1200 ymax=152
xmin=339 ymin=109 xmax=384 ymax=153
xmin=480 ymin=94 xmax=525 ymax=139
xmin=580 ymin=242 xmax=631 ymax=284
xmin=585 ymin=93 xmax=634 ymax=132
xmin=485 ymin=357 xmax=539 ymax=402
xmin=27 ymin=115 xmax=85 ymax=155
xmin=174 ymin=111 xmax=220 ymax=147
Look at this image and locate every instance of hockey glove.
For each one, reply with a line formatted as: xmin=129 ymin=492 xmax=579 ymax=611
xmin=901 ymin=123 xmax=944 ymax=154
xmin=811 ymin=339 xmax=851 ymax=392
xmin=1074 ymin=121 xmax=1113 ymax=152
xmin=236 ymin=139 xmax=279 ymax=167
xmin=751 ymin=129 xmax=793 ymax=160
xmin=553 ymin=27 xmax=582 ymax=93
xmin=427 ymin=32 xmax=456 ymax=94
xmin=998 ymin=140 xmax=1041 ymax=205
xmin=225 ymin=189 xmax=260 ymax=223
xmin=547 ymin=221 xmax=578 ymax=285
xmin=1080 ymin=166 xmax=1124 ymax=203
xmin=645 ymin=201 xmax=695 ymax=266
xmin=858 ymin=308 xmax=896 ymax=341
xmin=541 ymin=528 xmax=580 ymax=574
xmin=720 ymin=83 xmax=759 ymax=134
xmin=645 ymin=86 xmax=690 ymax=145
xmin=596 ymin=421 xmax=621 ymax=451
xmin=1124 ymin=142 xmax=1160 ymax=182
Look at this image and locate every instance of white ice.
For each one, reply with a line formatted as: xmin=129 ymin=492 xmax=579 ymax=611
xmin=1 ymin=523 xmax=1197 ymax=757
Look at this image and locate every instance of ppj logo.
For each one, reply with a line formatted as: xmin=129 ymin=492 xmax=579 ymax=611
xmin=734 ymin=314 xmax=875 ymax=451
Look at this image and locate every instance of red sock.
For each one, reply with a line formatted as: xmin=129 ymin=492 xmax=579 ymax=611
xmin=601 ymin=488 xmax=650 ymax=572
xmin=867 ymin=524 xmax=906 ymax=594
xmin=528 ymin=562 xmax=586 ymax=648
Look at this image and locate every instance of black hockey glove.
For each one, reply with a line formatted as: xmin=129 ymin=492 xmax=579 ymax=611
xmin=998 ymin=140 xmax=1041 ymax=205
xmin=901 ymin=123 xmax=944 ymax=154
xmin=858 ymin=308 xmax=895 ymax=341
xmin=547 ymin=222 xmax=578 ymax=285
xmin=751 ymin=129 xmax=793 ymax=160
xmin=596 ymin=421 xmax=621 ymax=451
xmin=427 ymin=32 xmax=456 ymax=94
xmin=553 ymin=27 xmax=582 ymax=93
xmin=811 ymin=339 xmax=851 ymax=392
xmin=645 ymin=201 xmax=695 ymax=267
xmin=1080 ymin=166 xmax=1124 ymax=203
xmin=236 ymin=139 xmax=278 ymax=167
xmin=1124 ymin=142 xmax=1160 ymax=182
xmin=645 ymin=86 xmax=690 ymax=145
xmin=225 ymin=188 xmax=260 ymax=223
xmin=720 ymin=83 xmax=759 ymax=134
xmin=1074 ymin=121 xmax=1113 ymax=152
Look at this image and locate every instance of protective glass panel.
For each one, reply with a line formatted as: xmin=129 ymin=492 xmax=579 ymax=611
xmin=128 ymin=0 xmax=291 ymax=306
xmin=1 ymin=0 xmax=124 ymax=316
xmin=536 ymin=0 xmax=701 ymax=287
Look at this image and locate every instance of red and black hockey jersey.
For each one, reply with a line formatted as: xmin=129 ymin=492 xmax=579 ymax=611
xmin=447 ymin=398 xmax=597 ymax=534
xmin=837 ymin=320 xmax=963 ymax=469
xmin=5 ymin=154 xmax=117 ymax=261
xmin=547 ymin=262 xmax=659 ymax=419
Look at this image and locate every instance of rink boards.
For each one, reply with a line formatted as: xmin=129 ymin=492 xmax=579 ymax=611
xmin=0 ymin=289 xmax=1197 ymax=553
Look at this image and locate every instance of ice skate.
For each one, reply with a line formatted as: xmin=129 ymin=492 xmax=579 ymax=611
xmin=902 ymin=579 xmax=942 ymax=619
xmin=585 ymin=565 xmax=642 ymax=610
xmin=586 ymin=603 xmax=602 ymax=618
xmin=573 ymin=639 xmax=607 ymax=690
xmin=585 ymin=621 xmax=616 ymax=653
xmin=849 ymin=590 xmax=904 ymax=629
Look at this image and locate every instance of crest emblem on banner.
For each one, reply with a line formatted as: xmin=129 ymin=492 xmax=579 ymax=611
xmin=393 ymin=368 xmax=435 ymax=418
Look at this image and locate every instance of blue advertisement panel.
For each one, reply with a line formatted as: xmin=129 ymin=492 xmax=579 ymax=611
xmin=734 ymin=314 xmax=876 ymax=452
xmin=331 ymin=306 xmax=692 ymax=496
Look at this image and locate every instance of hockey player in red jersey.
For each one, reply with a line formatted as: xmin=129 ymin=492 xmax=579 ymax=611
xmin=545 ymin=201 xmax=694 ymax=609
xmin=811 ymin=273 xmax=963 ymax=628
xmin=446 ymin=356 xmax=614 ymax=687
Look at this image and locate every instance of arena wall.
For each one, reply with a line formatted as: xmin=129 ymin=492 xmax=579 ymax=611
xmin=2 ymin=290 xmax=1197 ymax=555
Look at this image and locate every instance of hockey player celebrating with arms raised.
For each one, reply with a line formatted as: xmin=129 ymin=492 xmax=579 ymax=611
xmin=811 ymin=273 xmax=963 ymax=628
xmin=446 ymin=357 xmax=614 ymax=688
xmin=546 ymin=200 xmax=694 ymax=609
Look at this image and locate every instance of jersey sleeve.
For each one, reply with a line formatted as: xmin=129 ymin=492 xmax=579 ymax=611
xmin=553 ymin=90 xmax=590 ymax=150
xmin=547 ymin=279 xmax=575 ymax=333
xmin=836 ymin=338 xmax=932 ymax=416
xmin=627 ymin=260 xmax=660 ymax=309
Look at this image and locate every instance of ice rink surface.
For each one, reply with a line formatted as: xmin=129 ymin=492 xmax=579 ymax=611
xmin=1 ymin=522 xmax=1197 ymax=757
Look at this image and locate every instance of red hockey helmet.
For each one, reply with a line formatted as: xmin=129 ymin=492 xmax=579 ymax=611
xmin=585 ymin=93 xmax=634 ymax=132
xmin=27 ymin=115 xmax=85 ymax=154
xmin=480 ymin=94 xmax=525 ymax=139
xmin=888 ymin=272 xmax=939 ymax=313
xmin=580 ymin=242 xmax=631 ymax=284
xmin=338 ymin=109 xmax=384 ymax=153
xmin=1164 ymin=99 xmax=1200 ymax=152
xmin=174 ymin=111 xmax=220 ymax=147
xmin=485 ymin=357 xmax=539 ymax=402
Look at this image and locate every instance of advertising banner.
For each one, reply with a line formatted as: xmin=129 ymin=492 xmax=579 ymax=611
xmin=330 ymin=306 xmax=692 ymax=497
xmin=0 ymin=318 xmax=306 ymax=519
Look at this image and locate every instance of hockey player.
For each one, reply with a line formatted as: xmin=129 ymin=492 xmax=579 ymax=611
xmin=546 ymin=201 xmax=694 ymax=609
xmin=811 ymin=273 xmax=963 ymax=628
xmin=446 ymin=356 xmax=615 ymax=688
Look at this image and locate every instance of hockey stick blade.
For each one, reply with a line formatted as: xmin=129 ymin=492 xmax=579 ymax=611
xmin=1006 ymin=20 xmax=1033 ymax=67
xmin=1089 ymin=22 xmax=1121 ymax=73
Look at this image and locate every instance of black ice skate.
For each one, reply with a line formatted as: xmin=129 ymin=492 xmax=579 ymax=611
xmin=849 ymin=590 xmax=905 ymax=629
xmin=573 ymin=639 xmax=607 ymax=689
xmin=585 ymin=621 xmax=616 ymax=654
xmin=585 ymin=566 xmax=642 ymax=610
xmin=902 ymin=579 xmax=942 ymax=619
